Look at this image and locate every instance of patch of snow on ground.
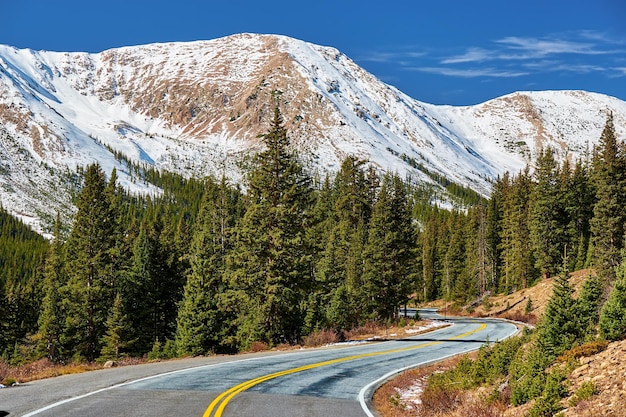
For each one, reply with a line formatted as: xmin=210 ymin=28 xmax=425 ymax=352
xmin=396 ymin=375 xmax=428 ymax=408
xmin=404 ymin=320 xmax=450 ymax=334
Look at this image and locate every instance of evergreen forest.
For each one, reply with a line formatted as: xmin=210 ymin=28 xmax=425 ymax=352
xmin=1 ymin=107 xmax=625 ymax=369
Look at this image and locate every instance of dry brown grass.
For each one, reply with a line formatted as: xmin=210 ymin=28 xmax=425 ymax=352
xmin=468 ymin=269 xmax=590 ymax=321
xmin=247 ymin=341 xmax=270 ymax=353
xmin=0 ymin=358 xmax=103 ymax=385
xmin=372 ymin=356 xmax=467 ymax=417
xmin=302 ymin=329 xmax=341 ymax=347
xmin=0 ymin=356 xmax=151 ymax=386
xmin=344 ymin=321 xmax=383 ymax=340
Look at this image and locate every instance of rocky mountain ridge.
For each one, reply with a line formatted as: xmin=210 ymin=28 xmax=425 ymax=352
xmin=1 ymin=33 xmax=626 ymax=233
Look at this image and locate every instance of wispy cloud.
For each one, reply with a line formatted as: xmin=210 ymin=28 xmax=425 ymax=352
xmin=431 ymin=31 xmax=626 ymax=80
xmin=522 ymin=60 xmax=606 ymax=74
xmin=441 ymin=48 xmax=493 ymax=64
xmin=611 ymin=67 xmax=626 ymax=77
xmin=358 ymin=50 xmax=427 ymax=63
xmin=359 ymin=30 xmax=624 ymax=82
xmin=441 ymin=33 xmax=616 ymax=66
xmin=496 ymin=36 xmax=608 ymax=57
xmin=414 ymin=67 xmax=528 ymax=78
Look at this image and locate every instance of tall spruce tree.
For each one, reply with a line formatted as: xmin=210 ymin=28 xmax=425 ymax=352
xmin=486 ymin=175 xmax=505 ymax=292
xmin=227 ymin=104 xmax=313 ymax=348
xmin=500 ymin=169 xmax=535 ymax=291
xmin=176 ymin=177 xmax=238 ymax=355
xmin=122 ymin=223 xmax=159 ymax=354
xmin=591 ymin=113 xmax=626 ymax=282
xmin=61 ymin=163 xmax=118 ymax=361
xmin=563 ymin=160 xmax=595 ymax=270
xmin=332 ymin=156 xmax=374 ymax=318
xmin=363 ymin=173 xmax=415 ymax=321
xmin=37 ymin=215 xmax=66 ymax=362
xmin=465 ymin=204 xmax=488 ymax=297
xmin=530 ymin=148 xmax=564 ymax=279
xmin=445 ymin=212 xmax=468 ymax=300
xmin=418 ymin=212 xmax=442 ymax=301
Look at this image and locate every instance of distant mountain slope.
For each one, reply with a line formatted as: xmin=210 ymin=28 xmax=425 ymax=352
xmin=1 ymin=33 xmax=625 ymax=233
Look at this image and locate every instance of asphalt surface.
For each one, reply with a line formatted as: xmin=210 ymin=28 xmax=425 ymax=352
xmin=0 ymin=311 xmax=518 ymax=417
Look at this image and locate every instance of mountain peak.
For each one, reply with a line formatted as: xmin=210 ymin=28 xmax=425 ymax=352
xmin=1 ymin=34 xmax=626 ymax=233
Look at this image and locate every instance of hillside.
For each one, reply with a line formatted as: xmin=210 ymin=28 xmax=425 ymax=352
xmin=1 ymin=34 xmax=626 ymax=233
xmin=377 ymin=271 xmax=626 ymax=417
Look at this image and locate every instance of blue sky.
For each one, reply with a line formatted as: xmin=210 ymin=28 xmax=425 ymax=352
xmin=2 ymin=0 xmax=625 ymax=105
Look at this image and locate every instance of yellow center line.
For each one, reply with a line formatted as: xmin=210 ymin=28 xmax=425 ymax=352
xmin=203 ymin=322 xmax=487 ymax=417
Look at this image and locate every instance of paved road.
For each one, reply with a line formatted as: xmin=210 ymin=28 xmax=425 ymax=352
xmin=0 ymin=312 xmax=518 ymax=417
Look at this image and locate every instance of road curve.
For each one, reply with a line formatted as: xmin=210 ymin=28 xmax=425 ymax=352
xmin=0 ymin=311 xmax=518 ymax=417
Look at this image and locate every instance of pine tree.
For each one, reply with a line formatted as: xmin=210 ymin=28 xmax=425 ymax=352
xmin=445 ymin=212 xmax=468 ymax=301
xmin=591 ymin=113 xmax=626 ymax=282
xmin=100 ymin=293 xmax=133 ymax=360
xmin=418 ymin=212 xmax=442 ymax=301
xmin=122 ymin=223 xmax=156 ymax=354
xmin=538 ymin=262 xmax=582 ymax=357
xmin=564 ymin=160 xmax=594 ymax=270
xmin=331 ymin=156 xmax=373 ymax=318
xmin=530 ymin=148 xmax=564 ymax=279
xmin=500 ymin=169 xmax=535 ymax=291
xmin=362 ymin=173 xmax=415 ymax=321
xmin=176 ymin=178 xmax=237 ymax=355
xmin=577 ymin=272 xmax=603 ymax=340
xmin=599 ymin=255 xmax=626 ymax=341
xmin=37 ymin=215 xmax=66 ymax=362
xmin=227 ymin=104 xmax=314 ymax=348
xmin=485 ymin=175 xmax=504 ymax=292
xmin=465 ymin=204 xmax=488 ymax=297
xmin=61 ymin=163 xmax=118 ymax=361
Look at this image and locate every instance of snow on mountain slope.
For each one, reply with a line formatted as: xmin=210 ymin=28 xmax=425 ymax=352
xmin=1 ymin=33 xmax=625 ymax=233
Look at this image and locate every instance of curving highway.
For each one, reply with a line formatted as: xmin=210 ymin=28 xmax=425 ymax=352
xmin=0 ymin=310 xmax=518 ymax=417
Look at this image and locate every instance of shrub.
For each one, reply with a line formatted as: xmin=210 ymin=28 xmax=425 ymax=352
xmin=248 ymin=341 xmax=269 ymax=353
xmin=344 ymin=321 xmax=381 ymax=340
xmin=527 ymin=395 xmax=563 ymax=417
xmin=525 ymin=297 xmax=533 ymax=314
xmin=417 ymin=384 xmax=462 ymax=416
xmin=162 ymin=339 xmax=177 ymax=359
xmin=147 ymin=340 xmax=163 ymax=361
xmin=302 ymin=329 xmax=340 ymax=347
xmin=502 ymin=310 xmax=528 ymax=323
xmin=509 ymin=342 xmax=551 ymax=406
xmin=471 ymin=335 xmax=525 ymax=385
xmin=556 ymin=340 xmax=608 ymax=363
xmin=599 ymin=275 xmax=626 ymax=341
xmin=569 ymin=381 xmax=598 ymax=406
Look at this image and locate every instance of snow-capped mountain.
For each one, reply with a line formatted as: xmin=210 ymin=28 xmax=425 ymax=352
xmin=1 ymin=33 xmax=625 ymax=233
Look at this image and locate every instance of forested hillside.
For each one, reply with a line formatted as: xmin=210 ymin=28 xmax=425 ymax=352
xmin=1 ymin=108 xmax=625 ymax=367
xmin=374 ymin=114 xmax=626 ymax=417
xmin=0 ymin=206 xmax=49 ymax=357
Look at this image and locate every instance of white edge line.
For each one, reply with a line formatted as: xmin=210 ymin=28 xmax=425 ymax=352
xmin=21 ymin=355 xmax=268 ymax=417
xmin=358 ymin=349 xmax=463 ymax=417
xmin=358 ymin=320 xmax=520 ymax=417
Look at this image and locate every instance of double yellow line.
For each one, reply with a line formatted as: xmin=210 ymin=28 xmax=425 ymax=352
xmin=203 ymin=322 xmax=487 ymax=417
